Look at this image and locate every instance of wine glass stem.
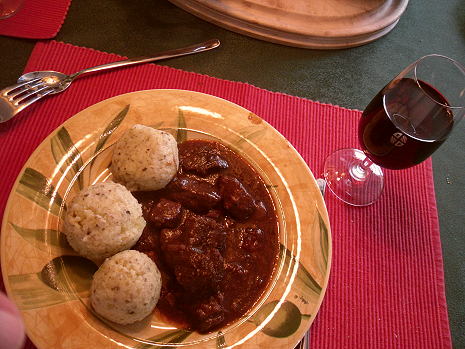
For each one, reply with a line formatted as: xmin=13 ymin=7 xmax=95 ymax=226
xmin=349 ymin=157 xmax=374 ymax=181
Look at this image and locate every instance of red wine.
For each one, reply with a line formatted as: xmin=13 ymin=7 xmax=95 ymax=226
xmin=359 ymin=78 xmax=454 ymax=169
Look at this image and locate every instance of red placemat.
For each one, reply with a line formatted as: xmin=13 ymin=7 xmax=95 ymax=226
xmin=0 ymin=41 xmax=452 ymax=349
xmin=0 ymin=0 xmax=71 ymax=39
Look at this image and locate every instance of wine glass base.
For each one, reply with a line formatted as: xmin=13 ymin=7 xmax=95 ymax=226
xmin=323 ymin=148 xmax=384 ymax=206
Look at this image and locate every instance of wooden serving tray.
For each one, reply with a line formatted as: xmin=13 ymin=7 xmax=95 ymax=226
xmin=168 ymin=0 xmax=409 ymax=49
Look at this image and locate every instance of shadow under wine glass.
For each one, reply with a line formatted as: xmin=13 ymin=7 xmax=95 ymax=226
xmin=323 ymin=54 xmax=465 ymax=206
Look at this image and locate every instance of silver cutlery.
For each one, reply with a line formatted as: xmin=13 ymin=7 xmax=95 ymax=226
xmin=0 ymin=39 xmax=220 ymax=123
xmin=294 ymin=330 xmax=310 ymax=349
xmin=316 ymin=178 xmax=327 ymax=197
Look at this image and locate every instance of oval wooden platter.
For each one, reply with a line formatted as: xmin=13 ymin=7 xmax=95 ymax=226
xmin=168 ymin=0 xmax=409 ymax=49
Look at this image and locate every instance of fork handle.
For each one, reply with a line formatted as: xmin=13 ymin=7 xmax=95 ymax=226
xmin=72 ymin=39 xmax=220 ymax=79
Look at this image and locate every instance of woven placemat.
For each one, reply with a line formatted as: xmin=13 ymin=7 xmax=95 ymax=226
xmin=0 ymin=0 xmax=71 ymax=39
xmin=0 ymin=40 xmax=452 ymax=349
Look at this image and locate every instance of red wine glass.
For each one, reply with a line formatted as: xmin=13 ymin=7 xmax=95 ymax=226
xmin=0 ymin=0 xmax=24 ymax=18
xmin=323 ymin=54 xmax=465 ymax=206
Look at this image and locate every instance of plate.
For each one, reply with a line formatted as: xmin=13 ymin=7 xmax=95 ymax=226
xmin=168 ymin=0 xmax=409 ymax=49
xmin=1 ymin=90 xmax=331 ymax=348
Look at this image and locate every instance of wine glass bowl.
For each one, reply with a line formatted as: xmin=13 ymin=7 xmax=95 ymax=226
xmin=324 ymin=54 xmax=465 ymax=206
xmin=0 ymin=0 xmax=24 ymax=19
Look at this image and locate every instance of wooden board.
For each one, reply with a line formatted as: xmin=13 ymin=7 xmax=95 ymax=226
xmin=168 ymin=0 xmax=409 ymax=49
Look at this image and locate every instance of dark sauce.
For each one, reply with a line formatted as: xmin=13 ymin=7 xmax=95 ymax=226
xmin=132 ymin=140 xmax=279 ymax=333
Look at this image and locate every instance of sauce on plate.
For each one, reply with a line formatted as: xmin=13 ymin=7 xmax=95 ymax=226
xmin=133 ymin=139 xmax=279 ymax=333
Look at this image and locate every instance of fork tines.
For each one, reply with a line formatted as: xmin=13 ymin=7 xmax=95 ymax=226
xmin=0 ymin=78 xmax=56 ymax=121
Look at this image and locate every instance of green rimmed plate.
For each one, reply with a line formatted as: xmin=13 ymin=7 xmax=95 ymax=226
xmin=1 ymin=89 xmax=331 ymax=349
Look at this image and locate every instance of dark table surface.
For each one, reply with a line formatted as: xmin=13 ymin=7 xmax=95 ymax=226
xmin=0 ymin=0 xmax=464 ymax=347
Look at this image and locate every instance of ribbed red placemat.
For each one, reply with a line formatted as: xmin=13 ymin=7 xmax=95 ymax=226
xmin=0 ymin=0 xmax=71 ymax=39
xmin=0 ymin=41 xmax=452 ymax=349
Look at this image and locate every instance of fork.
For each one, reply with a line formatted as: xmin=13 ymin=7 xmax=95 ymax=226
xmin=0 ymin=78 xmax=56 ymax=123
xmin=0 ymin=39 xmax=220 ymax=123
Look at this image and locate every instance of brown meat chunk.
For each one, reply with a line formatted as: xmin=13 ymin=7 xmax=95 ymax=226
xmin=218 ymin=175 xmax=256 ymax=220
xmin=166 ymin=175 xmax=221 ymax=212
xmin=140 ymin=199 xmax=155 ymax=221
xmin=181 ymin=212 xmax=227 ymax=251
xmin=159 ymin=229 xmax=185 ymax=266
xmin=173 ymin=247 xmax=224 ymax=295
xmin=148 ymin=198 xmax=183 ymax=228
xmin=180 ymin=144 xmax=229 ymax=176
xmin=190 ymin=294 xmax=225 ymax=332
xmin=160 ymin=228 xmax=183 ymax=246
xmin=132 ymin=227 xmax=158 ymax=252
